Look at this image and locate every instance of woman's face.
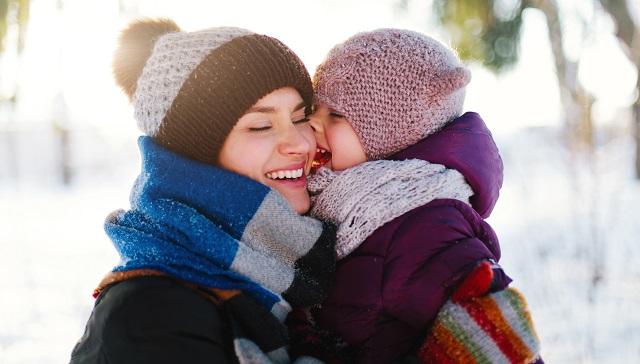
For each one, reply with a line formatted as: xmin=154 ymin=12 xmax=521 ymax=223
xmin=219 ymin=87 xmax=316 ymax=214
xmin=308 ymin=101 xmax=367 ymax=172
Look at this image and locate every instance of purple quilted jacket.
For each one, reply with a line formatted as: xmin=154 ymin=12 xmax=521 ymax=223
xmin=313 ymin=112 xmax=506 ymax=363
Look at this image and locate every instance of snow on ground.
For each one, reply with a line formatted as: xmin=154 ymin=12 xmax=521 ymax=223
xmin=0 ymin=124 xmax=639 ymax=364
xmin=0 ymin=1 xmax=639 ymax=362
xmin=490 ymin=128 xmax=640 ymax=363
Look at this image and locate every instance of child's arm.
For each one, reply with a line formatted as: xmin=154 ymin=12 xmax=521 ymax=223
xmin=417 ymin=261 xmax=543 ymax=364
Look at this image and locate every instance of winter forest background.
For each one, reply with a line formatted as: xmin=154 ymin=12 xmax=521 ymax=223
xmin=1 ymin=0 xmax=639 ymax=363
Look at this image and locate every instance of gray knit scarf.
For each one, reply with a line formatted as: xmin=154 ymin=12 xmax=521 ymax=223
xmin=308 ymin=159 xmax=473 ymax=259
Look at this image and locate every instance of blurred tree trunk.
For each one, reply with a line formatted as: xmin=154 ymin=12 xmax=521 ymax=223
xmin=0 ymin=0 xmax=29 ymax=59
xmin=636 ymin=73 xmax=640 ymax=178
xmin=429 ymin=0 xmax=639 ymax=177
xmin=54 ymin=0 xmax=71 ymax=185
xmin=527 ymin=0 xmax=591 ymax=151
xmin=0 ymin=0 xmax=30 ymax=180
xmin=597 ymin=0 xmax=640 ymax=177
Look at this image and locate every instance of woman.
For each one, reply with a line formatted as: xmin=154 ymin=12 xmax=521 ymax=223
xmin=69 ymin=18 xmax=336 ymax=364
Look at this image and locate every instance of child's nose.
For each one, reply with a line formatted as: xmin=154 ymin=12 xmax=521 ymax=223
xmin=308 ymin=116 xmax=323 ymax=133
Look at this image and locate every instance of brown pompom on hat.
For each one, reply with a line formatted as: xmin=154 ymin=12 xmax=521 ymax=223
xmin=113 ymin=18 xmax=313 ymax=165
xmin=313 ymin=28 xmax=471 ymax=160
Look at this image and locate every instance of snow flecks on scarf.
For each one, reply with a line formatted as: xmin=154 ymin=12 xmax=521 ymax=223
xmin=99 ymin=136 xmax=337 ymax=363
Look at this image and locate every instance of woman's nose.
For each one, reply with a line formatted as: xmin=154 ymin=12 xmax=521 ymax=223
xmin=278 ymin=124 xmax=312 ymax=156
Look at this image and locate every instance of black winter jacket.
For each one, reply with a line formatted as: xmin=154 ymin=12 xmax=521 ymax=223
xmin=69 ymin=276 xmax=237 ymax=364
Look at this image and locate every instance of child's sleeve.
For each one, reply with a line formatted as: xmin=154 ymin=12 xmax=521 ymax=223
xmin=417 ymin=260 xmax=543 ymax=364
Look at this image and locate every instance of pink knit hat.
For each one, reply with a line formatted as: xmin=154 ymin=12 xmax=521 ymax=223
xmin=313 ymin=28 xmax=471 ymax=160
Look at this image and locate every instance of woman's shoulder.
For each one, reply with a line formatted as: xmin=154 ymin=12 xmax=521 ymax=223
xmin=97 ymin=275 xmax=208 ymax=301
xmin=70 ymin=276 xmax=234 ymax=364
xmin=96 ymin=275 xmax=219 ymax=318
xmin=101 ymin=275 xmax=227 ymax=337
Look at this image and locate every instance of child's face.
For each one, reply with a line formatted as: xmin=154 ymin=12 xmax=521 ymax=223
xmin=308 ymin=102 xmax=367 ymax=172
xmin=218 ymin=87 xmax=316 ymax=215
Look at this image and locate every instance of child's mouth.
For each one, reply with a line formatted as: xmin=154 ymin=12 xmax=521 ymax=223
xmin=311 ymin=148 xmax=331 ymax=172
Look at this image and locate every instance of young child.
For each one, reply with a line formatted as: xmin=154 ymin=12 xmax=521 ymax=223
xmin=303 ymin=28 xmax=542 ymax=363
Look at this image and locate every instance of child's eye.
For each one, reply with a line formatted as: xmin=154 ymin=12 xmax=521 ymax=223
xmin=294 ymin=118 xmax=310 ymax=125
xmin=329 ymin=112 xmax=345 ymax=119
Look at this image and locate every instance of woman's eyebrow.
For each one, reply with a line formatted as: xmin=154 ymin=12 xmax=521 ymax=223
xmin=293 ymin=101 xmax=306 ymax=112
xmin=245 ymin=101 xmax=306 ymax=114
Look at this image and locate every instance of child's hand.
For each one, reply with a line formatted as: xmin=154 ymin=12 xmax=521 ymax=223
xmin=417 ymin=261 xmax=542 ymax=364
xmin=286 ymin=308 xmax=360 ymax=364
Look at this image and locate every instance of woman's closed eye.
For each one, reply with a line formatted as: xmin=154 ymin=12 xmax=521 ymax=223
xmin=247 ymin=117 xmax=308 ymax=132
xmin=248 ymin=124 xmax=271 ymax=132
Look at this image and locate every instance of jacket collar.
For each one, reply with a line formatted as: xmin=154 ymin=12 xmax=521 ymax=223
xmin=388 ymin=112 xmax=503 ymax=218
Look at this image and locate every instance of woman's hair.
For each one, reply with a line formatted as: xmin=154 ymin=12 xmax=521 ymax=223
xmin=113 ymin=17 xmax=313 ymax=165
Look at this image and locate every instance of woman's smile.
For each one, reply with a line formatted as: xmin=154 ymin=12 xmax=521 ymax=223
xmin=266 ymin=167 xmax=304 ymax=180
xmin=265 ymin=162 xmax=308 ymax=189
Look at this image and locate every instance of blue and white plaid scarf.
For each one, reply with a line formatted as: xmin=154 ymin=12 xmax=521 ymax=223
xmin=99 ymin=136 xmax=336 ymax=363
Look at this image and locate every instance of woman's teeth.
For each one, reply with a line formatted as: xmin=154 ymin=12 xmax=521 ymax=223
xmin=266 ymin=168 xmax=304 ymax=180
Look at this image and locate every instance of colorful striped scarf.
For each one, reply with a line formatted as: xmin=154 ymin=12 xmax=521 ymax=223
xmin=98 ymin=136 xmax=336 ymax=363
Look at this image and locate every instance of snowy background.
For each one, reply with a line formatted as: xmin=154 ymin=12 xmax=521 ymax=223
xmin=1 ymin=0 xmax=639 ymax=363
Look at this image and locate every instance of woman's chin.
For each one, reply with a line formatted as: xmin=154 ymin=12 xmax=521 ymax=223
xmin=270 ymin=183 xmax=310 ymax=215
xmin=287 ymin=195 xmax=310 ymax=215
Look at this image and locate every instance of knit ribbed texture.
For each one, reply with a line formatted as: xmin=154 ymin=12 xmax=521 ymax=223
xmin=418 ymin=262 xmax=541 ymax=364
xmin=116 ymin=19 xmax=312 ymax=166
xmin=133 ymin=26 xmax=253 ymax=137
xmin=156 ymin=34 xmax=313 ymax=165
xmin=313 ymin=28 xmax=471 ymax=160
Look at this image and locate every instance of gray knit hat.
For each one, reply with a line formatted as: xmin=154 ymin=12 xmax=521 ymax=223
xmin=313 ymin=28 xmax=471 ymax=160
xmin=113 ymin=18 xmax=313 ymax=165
